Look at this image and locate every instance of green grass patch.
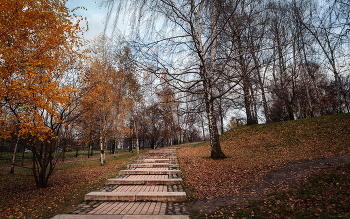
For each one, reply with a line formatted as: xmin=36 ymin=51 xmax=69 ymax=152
xmin=0 ymin=149 xmax=130 ymax=169
xmin=190 ymin=141 xmax=210 ymax=148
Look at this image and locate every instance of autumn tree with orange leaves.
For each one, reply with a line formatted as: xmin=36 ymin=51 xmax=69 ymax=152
xmin=0 ymin=0 xmax=84 ymax=188
xmin=78 ymin=36 xmax=139 ymax=166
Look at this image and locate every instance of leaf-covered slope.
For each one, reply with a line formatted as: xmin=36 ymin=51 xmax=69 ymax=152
xmin=178 ymin=113 xmax=350 ymax=200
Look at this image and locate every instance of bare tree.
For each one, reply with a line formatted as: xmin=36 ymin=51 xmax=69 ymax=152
xmin=298 ymin=0 xmax=350 ymax=112
xmin=104 ymin=0 xmax=249 ymax=158
xmin=105 ymin=0 xmax=350 ymax=159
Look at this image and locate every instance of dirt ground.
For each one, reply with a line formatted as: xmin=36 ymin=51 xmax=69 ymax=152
xmin=187 ymin=155 xmax=350 ymax=216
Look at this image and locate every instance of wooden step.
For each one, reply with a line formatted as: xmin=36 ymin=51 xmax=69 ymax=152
xmin=106 ymin=178 xmax=182 ymax=185
xmin=52 ymin=215 xmax=190 ymax=219
xmin=84 ymin=192 xmax=186 ymax=202
xmin=119 ymin=169 xmax=181 ymax=175
xmin=135 ymin=159 xmax=177 ymax=163
xmin=127 ymin=163 xmax=179 ymax=168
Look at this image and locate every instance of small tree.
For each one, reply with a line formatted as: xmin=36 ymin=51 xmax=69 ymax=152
xmin=78 ymin=37 xmax=139 ymax=165
xmin=0 ymin=0 xmax=84 ymax=187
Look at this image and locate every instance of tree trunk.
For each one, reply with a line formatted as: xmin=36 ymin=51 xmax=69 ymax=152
xmin=218 ymin=98 xmax=224 ymax=135
xmin=237 ymin=34 xmax=254 ymax=125
xmin=286 ymin=100 xmax=295 ymax=121
xmin=243 ymin=75 xmax=254 ymax=125
xmin=100 ymin=136 xmax=104 ymax=166
xmin=251 ymin=41 xmax=269 ymax=123
xmin=53 ymin=139 xmax=58 ymax=161
xmin=203 ymin=75 xmax=226 ymax=158
xmin=305 ymin=86 xmax=314 ymax=117
xmin=274 ymin=20 xmax=294 ymax=121
xmin=62 ymin=142 xmax=66 ymax=162
xmin=21 ymin=144 xmax=25 ymax=167
xmin=87 ymin=141 xmax=90 ymax=158
xmin=150 ymin=139 xmax=155 ymax=149
xmin=104 ymin=137 xmax=107 ymax=161
xmin=129 ymin=138 xmax=133 ymax=152
xmin=75 ymin=143 xmax=78 ymax=157
xmin=114 ymin=139 xmax=117 ymax=157
xmin=32 ymin=138 xmax=55 ymax=189
xmin=206 ymin=96 xmax=226 ymax=159
xmin=192 ymin=0 xmax=225 ymax=159
xmin=90 ymin=140 xmax=94 ymax=156
xmin=250 ymin=84 xmax=258 ymax=124
xmin=258 ymin=69 xmax=269 ymax=123
xmin=110 ymin=140 xmax=112 ymax=154
xmin=201 ymin=117 xmax=205 ymax=141
xmin=179 ymin=130 xmax=182 ymax=145
xmin=10 ymin=136 xmax=19 ymax=174
xmin=297 ymin=96 xmax=302 ymax=119
xmin=134 ymin=120 xmax=139 ymax=154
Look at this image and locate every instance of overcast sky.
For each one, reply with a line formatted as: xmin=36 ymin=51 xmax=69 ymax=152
xmin=66 ymin=0 xmax=126 ymax=41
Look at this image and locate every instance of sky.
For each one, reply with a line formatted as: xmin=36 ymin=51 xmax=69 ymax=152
xmin=66 ymin=0 xmax=125 ymax=41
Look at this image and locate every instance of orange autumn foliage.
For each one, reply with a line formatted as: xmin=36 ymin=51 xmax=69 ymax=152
xmin=0 ymin=0 xmax=84 ymax=138
xmin=78 ymin=36 xmax=139 ymax=164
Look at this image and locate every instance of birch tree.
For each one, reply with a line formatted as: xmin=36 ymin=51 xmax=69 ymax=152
xmin=298 ymin=0 xmax=350 ymax=112
xmin=79 ymin=37 xmax=138 ymax=165
xmin=104 ymin=0 xmax=252 ymax=159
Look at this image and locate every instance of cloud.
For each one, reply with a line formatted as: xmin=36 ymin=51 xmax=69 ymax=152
xmin=84 ymin=13 xmax=106 ymax=40
xmin=67 ymin=0 xmax=107 ymax=41
xmin=67 ymin=0 xmax=132 ymax=42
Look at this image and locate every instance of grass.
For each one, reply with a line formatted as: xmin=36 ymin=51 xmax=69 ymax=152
xmin=0 ymin=149 xmax=149 ymax=219
xmin=0 ymin=149 xmax=130 ymax=169
xmin=177 ymin=113 xmax=350 ymax=200
xmin=195 ymin=163 xmax=350 ymax=218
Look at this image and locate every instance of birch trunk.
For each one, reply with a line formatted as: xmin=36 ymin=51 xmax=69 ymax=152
xmin=253 ymin=60 xmax=267 ymax=122
xmin=10 ymin=137 xmax=19 ymax=174
xmin=218 ymin=98 xmax=224 ymax=134
xmin=100 ymin=136 xmax=104 ymax=166
xmin=201 ymin=116 xmax=205 ymax=141
xmin=205 ymin=88 xmax=226 ymax=159
xmin=134 ymin=120 xmax=139 ymax=154
xmin=192 ymin=0 xmax=226 ymax=159
xmin=305 ymin=86 xmax=314 ymax=117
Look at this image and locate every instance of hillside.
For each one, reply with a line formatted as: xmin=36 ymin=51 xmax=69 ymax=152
xmin=177 ymin=113 xmax=350 ymax=200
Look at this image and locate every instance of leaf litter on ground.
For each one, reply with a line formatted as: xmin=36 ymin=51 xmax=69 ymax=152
xmin=177 ymin=113 xmax=350 ymax=201
xmin=0 ymin=151 xmax=147 ymax=219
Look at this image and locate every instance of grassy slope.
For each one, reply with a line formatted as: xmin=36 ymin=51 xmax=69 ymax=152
xmin=177 ymin=113 xmax=350 ymax=200
xmin=0 ymin=150 xmax=149 ymax=219
xmin=196 ymin=163 xmax=350 ymax=218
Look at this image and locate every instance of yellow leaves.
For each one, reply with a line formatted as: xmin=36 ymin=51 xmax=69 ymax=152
xmin=1 ymin=0 xmax=84 ymax=141
xmin=77 ymin=38 xmax=139 ymax=142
